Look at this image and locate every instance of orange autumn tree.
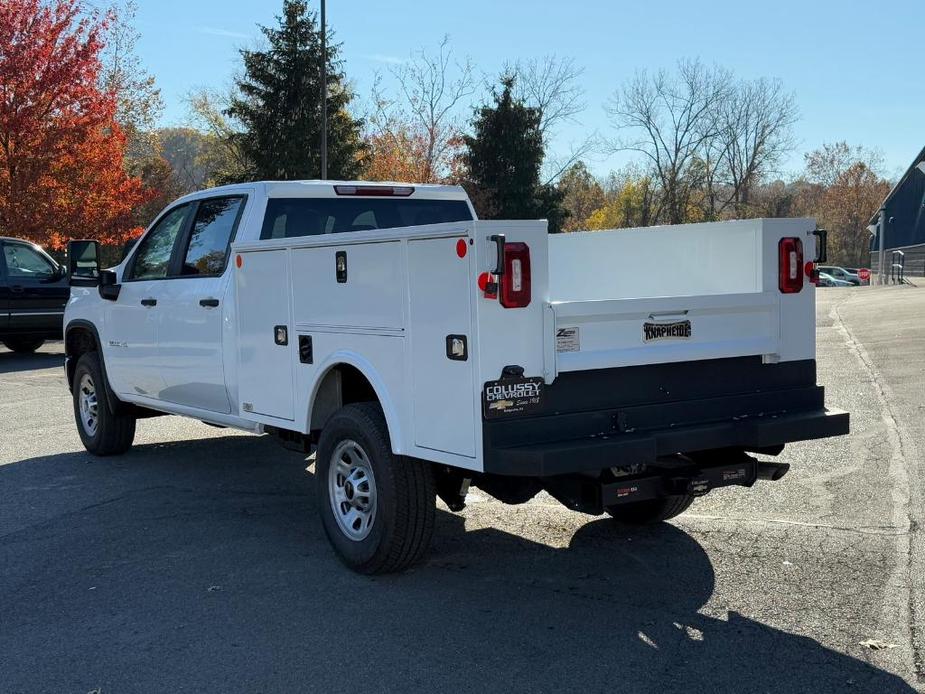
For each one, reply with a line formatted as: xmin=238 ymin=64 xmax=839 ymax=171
xmin=365 ymin=123 xmax=430 ymax=183
xmin=0 ymin=0 xmax=146 ymax=250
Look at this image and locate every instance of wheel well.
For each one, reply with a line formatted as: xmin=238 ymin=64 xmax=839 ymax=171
xmin=310 ymin=364 xmax=379 ymax=434
xmin=65 ymin=326 xmax=98 ymax=390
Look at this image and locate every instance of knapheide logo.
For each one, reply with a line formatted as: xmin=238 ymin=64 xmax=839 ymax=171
xmin=643 ymin=320 xmax=692 ymax=342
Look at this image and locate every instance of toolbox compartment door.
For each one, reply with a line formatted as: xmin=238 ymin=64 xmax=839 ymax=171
xmin=235 ymin=249 xmax=295 ymax=420
xmin=408 ymin=235 xmax=476 ymax=457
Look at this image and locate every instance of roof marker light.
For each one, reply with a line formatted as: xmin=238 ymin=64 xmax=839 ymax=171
xmin=334 ymin=185 xmax=415 ymax=197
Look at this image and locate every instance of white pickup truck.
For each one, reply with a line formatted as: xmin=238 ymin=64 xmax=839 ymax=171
xmin=64 ymin=180 xmax=849 ymax=573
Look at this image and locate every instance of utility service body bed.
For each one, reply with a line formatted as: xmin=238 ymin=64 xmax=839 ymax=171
xmin=230 ymin=196 xmax=847 ymax=477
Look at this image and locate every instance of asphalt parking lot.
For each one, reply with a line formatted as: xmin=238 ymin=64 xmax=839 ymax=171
xmin=1 ymin=286 xmax=923 ymax=693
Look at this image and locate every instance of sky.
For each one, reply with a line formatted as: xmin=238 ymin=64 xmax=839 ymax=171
xmin=134 ymin=0 xmax=923 ymax=181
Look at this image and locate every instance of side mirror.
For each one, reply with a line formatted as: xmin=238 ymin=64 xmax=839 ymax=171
xmin=99 ymin=270 xmax=121 ymax=301
xmin=68 ymin=239 xmax=101 ymax=286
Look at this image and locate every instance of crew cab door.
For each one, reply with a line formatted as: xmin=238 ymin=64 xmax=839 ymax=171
xmin=155 ymin=195 xmax=247 ymax=413
xmin=106 ymin=204 xmax=191 ymax=398
xmin=0 ymin=240 xmax=67 ymax=336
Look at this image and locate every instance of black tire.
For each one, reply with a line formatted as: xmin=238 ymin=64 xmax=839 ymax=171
xmin=72 ymin=352 xmax=136 ymax=456
xmin=316 ymin=402 xmax=435 ymax=574
xmin=3 ymin=337 xmax=44 ymax=353
xmin=606 ymin=495 xmax=695 ymax=525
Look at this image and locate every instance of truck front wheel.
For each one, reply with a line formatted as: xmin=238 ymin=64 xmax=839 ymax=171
xmin=606 ymin=495 xmax=695 ymax=524
xmin=72 ymin=352 xmax=136 ymax=455
xmin=316 ymin=403 xmax=436 ymax=574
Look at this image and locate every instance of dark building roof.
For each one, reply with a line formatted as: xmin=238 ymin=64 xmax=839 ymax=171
xmin=869 ymin=145 xmax=925 ymax=250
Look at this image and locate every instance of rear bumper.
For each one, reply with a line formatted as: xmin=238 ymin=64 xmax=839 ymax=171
xmin=482 ymin=357 xmax=850 ymax=477
xmin=486 ymin=406 xmax=848 ymax=476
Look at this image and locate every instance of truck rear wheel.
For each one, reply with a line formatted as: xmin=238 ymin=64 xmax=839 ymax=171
xmin=316 ymin=403 xmax=435 ymax=574
xmin=3 ymin=337 xmax=44 ymax=353
xmin=606 ymin=494 xmax=695 ymax=524
xmin=72 ymin=352 xmax=136 ymax=456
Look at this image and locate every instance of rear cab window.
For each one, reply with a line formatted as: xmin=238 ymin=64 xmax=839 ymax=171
xmin=260 ymin=197 xmax=473 ymax=240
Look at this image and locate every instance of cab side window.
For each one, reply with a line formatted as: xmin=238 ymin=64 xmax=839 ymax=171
xmin=3 ymin=244 xmax=56 ymax=280
xmin=128 ymin=205 xmax=189 ymax=280
xmin=179 ymin=197 xmax=244 ymax=276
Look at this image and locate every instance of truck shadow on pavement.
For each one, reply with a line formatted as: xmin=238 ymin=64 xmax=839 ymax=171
xmin=0 ymin=347 xmax=65 ymax=374
xmin=0 ymin=434 xmax=914 ymax=693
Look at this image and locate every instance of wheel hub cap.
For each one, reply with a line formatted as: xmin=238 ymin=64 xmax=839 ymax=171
xmin=328 ymin=439 xmax=377 ymax=541
xmin=78 ymin=373 xmax=99 ymax=436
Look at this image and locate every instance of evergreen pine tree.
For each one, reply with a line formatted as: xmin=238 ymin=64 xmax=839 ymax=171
xmin=226 ymin=0 xmax=366 ymax=181
xmin=463 ymin=76 xmax=566 ymax=232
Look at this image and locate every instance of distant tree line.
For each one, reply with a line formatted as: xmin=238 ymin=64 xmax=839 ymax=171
xmin=0 ymin=0 xmax=893 ymax=265
xmin=557 ymin=142 xmax=890 ymax=267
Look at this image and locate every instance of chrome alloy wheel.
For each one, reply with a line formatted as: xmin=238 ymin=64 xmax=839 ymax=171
xmin=78 ymin=373 xmax=99 ymax=436
xmin=328 ymin=439 xmax=377 ymax=541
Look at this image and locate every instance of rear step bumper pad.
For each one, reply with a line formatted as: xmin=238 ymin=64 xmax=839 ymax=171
xmin=485 ymin=407 xmax=849 ymax=477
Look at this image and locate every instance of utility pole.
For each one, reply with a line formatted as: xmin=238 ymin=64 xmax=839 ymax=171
xmin=878 ymin=207 xmax=887 ymax=285
xmin=320 ymin=0 xmax=327 ymax=180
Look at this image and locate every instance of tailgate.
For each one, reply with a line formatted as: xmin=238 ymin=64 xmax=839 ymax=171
xmin=546 ymin=291 xmax=779 ymax=374
xmin=543 ymin=218 xmax=817 ymax=380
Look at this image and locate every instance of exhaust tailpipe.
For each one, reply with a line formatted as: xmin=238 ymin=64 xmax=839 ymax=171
xmin=757 ymin=461 xmax=790 ymax=482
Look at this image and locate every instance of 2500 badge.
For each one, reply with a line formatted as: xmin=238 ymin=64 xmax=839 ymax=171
xmin=482 ymin=377 xmax=544 ymax=419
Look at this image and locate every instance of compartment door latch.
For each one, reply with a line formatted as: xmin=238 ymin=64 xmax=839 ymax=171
xmin=446 ymin=335 xmax=468 ymax=361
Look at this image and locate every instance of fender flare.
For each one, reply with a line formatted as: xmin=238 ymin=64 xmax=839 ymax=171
xmin=64 ymin=319 xmax=121 ymax=414
xmin=308 ymin=351 xmax=405 ymax=454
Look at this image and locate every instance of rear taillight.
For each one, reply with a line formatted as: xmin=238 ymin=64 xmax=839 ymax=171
xmin=778 ymin=237 xmax=804 ymax=294
xmin=500 ymin=242 xmax=531 ymax=308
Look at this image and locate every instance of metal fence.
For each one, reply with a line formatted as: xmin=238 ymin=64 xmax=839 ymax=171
xmin=871 ymin=242 xmax=925 ymax=279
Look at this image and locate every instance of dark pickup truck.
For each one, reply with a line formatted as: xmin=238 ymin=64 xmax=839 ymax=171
xmin=0 ymin=237 xmax=69 ymax=353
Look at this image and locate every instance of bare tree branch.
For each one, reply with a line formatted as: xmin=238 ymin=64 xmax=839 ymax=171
xmin=605 ymin=59 xmax=730 ymax=224
xmin=99 ymin=0 xmax=163 ymax=164
xmin=389 ymin=36 xmax=474 ymax=182
xmin=509 ymin=55 xmax=586 ymax=138
xmin=506 ymin=55 xmax=599 ymax=183
xmin=713 ymin=77 xmax=798 ymax=215
xmin=542 ymin=133 xmax=601 ymax=185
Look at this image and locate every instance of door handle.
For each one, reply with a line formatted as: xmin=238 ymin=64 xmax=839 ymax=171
xmin=10 ymin=285 xmax=24 ymax=293
xmin=199 ymin=298 xmax=220 ymax=308
xmin=647 ymin=310 xmax=689 ymax=321
xmin=140 ymin=298 xmax=157 ymax=307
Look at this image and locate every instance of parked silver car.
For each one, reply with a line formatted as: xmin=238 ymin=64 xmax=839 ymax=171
xmin=817 ymin=266 xmax=860 ymax=286
xmin=818 ymin=272 xmax=853 ymax=287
